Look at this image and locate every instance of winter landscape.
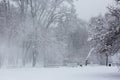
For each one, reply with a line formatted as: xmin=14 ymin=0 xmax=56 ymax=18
xmin=0 ymin=0 xmax=120 ymax=80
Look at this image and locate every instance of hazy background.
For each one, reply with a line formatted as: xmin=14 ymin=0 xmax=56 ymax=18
xmin=0 ymin=0 xmax=117 ymax=68
xmin=75 ymin=0 xmax=114 ymax=21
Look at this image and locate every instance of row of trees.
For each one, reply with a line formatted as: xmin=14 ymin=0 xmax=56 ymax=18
xmin=0 ymin=0 xmax=89 ymax=67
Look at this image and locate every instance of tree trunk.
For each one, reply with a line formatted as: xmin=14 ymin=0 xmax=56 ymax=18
xmin=105 ymin=54 xmax=109 ymax=66
xmin=85 ymin=59 xmax=88 ymax=66
xmin=32 ymin=51 xmax=36 ymax=67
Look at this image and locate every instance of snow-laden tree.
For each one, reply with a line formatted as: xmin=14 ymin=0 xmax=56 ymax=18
xmin=28 ymin=0 xmax=74 ymax=67
xmin=54 ymin=7 xmax=89 ymax=66
xmin=88 ymin=15 xmax=109 ymax=65
xmin=88 ymin=0 xmax=120 ymax=66
xmin=0 ymin=0 xmax=89 ymax=67
xmin=0 ymin=0 xmax=24 ymax=66
xmin=9 ymin=0 xmax=75 ymax=67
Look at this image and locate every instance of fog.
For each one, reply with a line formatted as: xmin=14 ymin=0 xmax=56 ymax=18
xmin=0 ymin=0 xmax=119 ymax=68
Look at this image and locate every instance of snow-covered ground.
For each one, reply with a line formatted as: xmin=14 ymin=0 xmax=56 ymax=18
xmin=0 ymin=66 xmax=119 ymax=80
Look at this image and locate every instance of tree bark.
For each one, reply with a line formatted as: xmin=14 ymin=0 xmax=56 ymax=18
xmin=85 ymin=60 xmax=88 ymax=66
xmin=105 ymin=53 xmax=109 ymax=66
xmin=32 ymin=51 xmax=37 ymax=67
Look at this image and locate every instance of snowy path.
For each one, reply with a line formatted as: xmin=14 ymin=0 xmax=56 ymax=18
xmin=0 ymin=66 xmax=119 ymax=80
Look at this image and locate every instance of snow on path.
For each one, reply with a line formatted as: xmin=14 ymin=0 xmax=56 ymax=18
xmin=0 ymin=66 xmax=119 ymax=80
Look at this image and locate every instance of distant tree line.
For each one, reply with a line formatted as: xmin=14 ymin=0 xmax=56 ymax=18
xmin=0 ymin=0 xmax=89 ymax=67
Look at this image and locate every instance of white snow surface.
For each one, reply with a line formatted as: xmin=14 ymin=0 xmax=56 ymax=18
xmin=0 ymin=66 xmax=120 ymax=80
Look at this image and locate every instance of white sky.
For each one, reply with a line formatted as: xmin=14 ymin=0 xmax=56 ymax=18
xmin=74 ymin=0 xmax=114 ymax=21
